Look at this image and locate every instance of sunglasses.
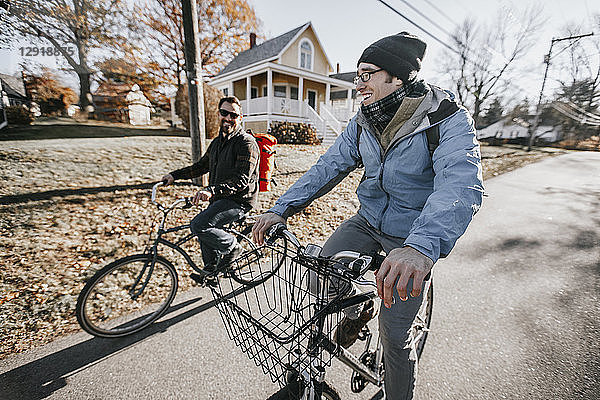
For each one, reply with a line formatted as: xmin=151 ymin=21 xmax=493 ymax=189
xmin=219 ymin=109 xmax=240 ymax=119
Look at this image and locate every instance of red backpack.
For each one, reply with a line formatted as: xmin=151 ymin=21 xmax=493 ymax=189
xmin=253 ymin=132 xmax=277 ymax=192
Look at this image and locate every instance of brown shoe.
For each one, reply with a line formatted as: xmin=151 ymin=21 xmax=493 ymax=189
xmin=335 ymin=300 xmax=375 ymax=348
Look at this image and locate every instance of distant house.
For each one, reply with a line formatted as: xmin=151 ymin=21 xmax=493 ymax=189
xmin=209 ymin=22 xmax=356 ymax=144
xmin=0 ymin=72 xmax=28 ymax=129
xmin=0 ymin=72 xmax=28 ymax=107
xmin=93 ymin=82 xmax=152 ymax=125
xmin=477 ymin=117 xmax=562 ymax=143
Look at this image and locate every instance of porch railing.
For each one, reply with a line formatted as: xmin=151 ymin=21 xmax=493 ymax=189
xmin=304 ymin=102 xmax=326 ymax=139
xmin=320 ymin=102 xmax=342 ymax=134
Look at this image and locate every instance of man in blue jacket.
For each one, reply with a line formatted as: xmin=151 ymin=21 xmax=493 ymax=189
xmin=253 ymin=32 xmax=483 ymax=399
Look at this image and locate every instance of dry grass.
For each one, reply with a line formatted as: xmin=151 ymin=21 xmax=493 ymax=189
xmin=0 ymin=136 xmax=565 ymax=359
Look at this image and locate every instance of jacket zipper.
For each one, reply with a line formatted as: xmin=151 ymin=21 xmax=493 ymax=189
xmin=376 ymin=126 xmax=430 ymax=232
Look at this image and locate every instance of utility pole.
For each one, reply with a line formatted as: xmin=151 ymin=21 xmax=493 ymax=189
xmin=527 ymin=32 xmax=594 ymax=151
xmin=181 ymin=0 xmax=207 ymax=185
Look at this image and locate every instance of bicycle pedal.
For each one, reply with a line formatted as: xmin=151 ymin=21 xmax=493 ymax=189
xmin=357 ymin=326 xmax=371 ymax=341
xmin=190 ymin=272 xmax=218 ymax=287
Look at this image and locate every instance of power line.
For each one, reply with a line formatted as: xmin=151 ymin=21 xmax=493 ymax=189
xmin=375 ymin=0 xmax=461 ymax=56
xmin=551 ymin=102 xmax=600 ymax=126
xmin=421 ymin=0 xmax=459 ymax=31
xmin=395 ymin=0 xmax=456 ymax=39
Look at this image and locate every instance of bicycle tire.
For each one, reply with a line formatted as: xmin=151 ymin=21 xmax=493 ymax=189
xmin=415 ymin=278 xmax=434 ymax=358
xmin=266 ymin=380 xmax=340 ymax=400
xmin=228 ymin=225 xmax=287 ymax=287
xmin=76 ymin=254 xmax=178 ymax=338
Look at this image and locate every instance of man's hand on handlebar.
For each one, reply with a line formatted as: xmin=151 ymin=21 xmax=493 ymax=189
xmin=161 ymin=173 xmax=174 ymax=186
xmin=375 ymin=246 xmax=433 ymax=308
xmin=192 ymin=189 xmax=212 ymax=205
xmin=252 ymin=212 xmax=286 ymax=245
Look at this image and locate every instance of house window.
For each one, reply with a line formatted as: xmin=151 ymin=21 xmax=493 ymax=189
xmin=290 ymin=86 xmax=298 ymax=100
xmin=274 ymin=85 xmax=287 ymax=98
xmin=222 ymin=88 xmax=228 ymax=96
xmin=299 ymin=39 xmax=313 ymax=70
xmin=251 ymin=87 xmax=258 ymax=99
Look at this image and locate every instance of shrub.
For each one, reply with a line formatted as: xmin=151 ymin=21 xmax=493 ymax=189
xmin=269 ymin=121 xmax=321 ymax=145
xmin=5 ymin=105 xmax=34 ymax=125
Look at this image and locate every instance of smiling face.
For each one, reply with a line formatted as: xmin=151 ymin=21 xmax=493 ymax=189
xmin=356 ymin=62 xmax=402 ymax=106
xmin=218 ymin=101 xmax=243 ymax=135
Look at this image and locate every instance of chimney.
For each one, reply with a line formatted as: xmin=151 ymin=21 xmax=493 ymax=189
xmin=336 ymin=63 xmax=340 ymax=74
xmin=250 ymin=32 xmax=257 ymax=49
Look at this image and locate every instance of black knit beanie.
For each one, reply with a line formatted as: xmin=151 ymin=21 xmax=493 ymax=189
xmin=357 ymin=31 xmax=426 ymax=83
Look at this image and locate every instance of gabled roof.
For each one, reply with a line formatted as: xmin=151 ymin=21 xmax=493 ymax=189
xmin=329 ymin=72 xmax=356 ymax=83
xmin=0 ymin=73 xmax=27 ymax=99
xmin=216 ymin=22 xmax=310 ymax=77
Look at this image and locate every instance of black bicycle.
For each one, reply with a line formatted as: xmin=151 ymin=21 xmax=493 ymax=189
xmin=208 ymin=223 xmax=434 ymax=400
xmin=75 ymin=182 xmax=287 ymax=338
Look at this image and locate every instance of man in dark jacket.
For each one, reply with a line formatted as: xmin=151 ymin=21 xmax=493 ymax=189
xmin=161 ymin=96 xmax=260 ymax=277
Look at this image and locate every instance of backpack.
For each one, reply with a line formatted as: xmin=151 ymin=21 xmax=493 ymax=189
xmin=356 ymin=123 xmax=440 ymax=164
xmin=254 ymin=132 xmax=277 ymax=192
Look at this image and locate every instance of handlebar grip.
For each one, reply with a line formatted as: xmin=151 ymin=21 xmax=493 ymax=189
xmin=369 ymin=253 xmax=386 ymax=271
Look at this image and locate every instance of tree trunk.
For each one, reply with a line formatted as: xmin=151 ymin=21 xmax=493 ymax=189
xmin=78 ymin=72 xmax=92 ymax=117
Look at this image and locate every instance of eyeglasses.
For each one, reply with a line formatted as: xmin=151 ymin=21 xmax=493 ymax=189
xmin=219 ymin=109 xmax=240 ymax=119
xmin=353 ymin=69 xmax=384 ymax=85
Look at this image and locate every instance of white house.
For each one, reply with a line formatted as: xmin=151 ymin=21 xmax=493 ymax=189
xmin=209 ymin=22 xmax=356 ymax=144
xmin=477 ymin=118 xmax=562 ymax=143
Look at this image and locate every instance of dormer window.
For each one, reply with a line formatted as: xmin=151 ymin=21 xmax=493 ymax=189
xmin=299 ymin=39 xmax=313 ymax=70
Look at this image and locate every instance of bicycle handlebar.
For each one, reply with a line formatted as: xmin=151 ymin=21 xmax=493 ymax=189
xmin=151 ymin=181 xmax=196 ymax=212
xmin=266 ymin=222 xmax=384 ymax=284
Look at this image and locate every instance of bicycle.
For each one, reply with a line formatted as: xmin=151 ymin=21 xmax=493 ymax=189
xmin=75 ymin=182 xmax=287 ymax=338
xmin=208 ymin=223 xmax=434 ymax=400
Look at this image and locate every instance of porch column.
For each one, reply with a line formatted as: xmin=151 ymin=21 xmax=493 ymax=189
xmin=267 ymin=68 xmax=273 ymax=130
xmin=298 ymin=77 xmax=304 ymax=117
xmin=325 ymin=83 xmax=331 ymax=106
xmin=246 ymin=76 xmax=251 ymax=115
xmin=228 ymin=81 xmax=234 ymax=97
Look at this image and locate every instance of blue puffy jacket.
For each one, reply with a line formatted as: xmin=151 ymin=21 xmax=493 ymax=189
xmin=269 ymin=85 xmax=484 ymax=262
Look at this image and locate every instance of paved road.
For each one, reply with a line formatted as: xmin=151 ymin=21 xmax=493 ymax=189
xmin=1 ymin=151 xmax=599 ymax=400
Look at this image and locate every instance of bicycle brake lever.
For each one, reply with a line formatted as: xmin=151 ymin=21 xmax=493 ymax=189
xmin=182 ymin=197 xmax=193 ymax=209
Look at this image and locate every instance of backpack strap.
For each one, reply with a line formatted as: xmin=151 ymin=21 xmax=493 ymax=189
xmin=356 ymin=123 xmax=364 ymax=167
xmin=425 ymin=124 xmax=440 ymax=158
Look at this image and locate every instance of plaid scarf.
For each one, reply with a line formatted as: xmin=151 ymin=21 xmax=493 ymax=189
xmin=361 ymin=80 xmax=429 ymax=133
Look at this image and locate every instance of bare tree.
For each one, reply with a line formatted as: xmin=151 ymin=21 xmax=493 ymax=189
xmin=129 ymin=0 xmax=262 ymax=95
xmin=554 ymin=17 xmax=600 ymax=109
xmin=438 ymin=5 xmax=544 ymax=126
xmin=1 ymin=0 xmax=128 ymax=114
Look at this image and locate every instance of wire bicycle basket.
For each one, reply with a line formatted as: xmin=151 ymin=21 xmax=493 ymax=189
xmin=210 ymin=236 xmax=355 ymax=386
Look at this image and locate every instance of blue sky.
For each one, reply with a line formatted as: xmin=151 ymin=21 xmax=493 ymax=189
xmin=1 ymin=0 xmax=598 ymax=104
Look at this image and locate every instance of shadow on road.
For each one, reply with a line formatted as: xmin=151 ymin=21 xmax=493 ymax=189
xmin=0 ymin=181 xmax=201 ymax=205
xmin=0 ymin=294 xmax=215 ymax=399
xmin=0 ymin=183 xmax=155 ymax=205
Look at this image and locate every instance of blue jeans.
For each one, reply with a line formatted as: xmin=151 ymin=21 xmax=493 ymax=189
xmin=189 ymin=199 xmax=246 ymax=268
xmin=321 ymin=214 xmax=426 ymax=400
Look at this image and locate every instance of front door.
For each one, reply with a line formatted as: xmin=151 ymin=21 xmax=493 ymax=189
xmin=307 ymin=90 xmax=316 ymax=110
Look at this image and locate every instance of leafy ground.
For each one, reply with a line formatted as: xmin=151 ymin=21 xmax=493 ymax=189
xmin=0 ymin=133 xmax=566 ymax=359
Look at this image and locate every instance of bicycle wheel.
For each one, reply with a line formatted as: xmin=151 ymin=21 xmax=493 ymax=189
xmin=414 ymin=277 xmax=434 ymax=358
xmin=228 ymin=225 xmax=287 ymax=286
xmin=266 ymin=380 xmax=340 ymax=400
xmin=76 ymin=254 xmax=178 ymax=338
